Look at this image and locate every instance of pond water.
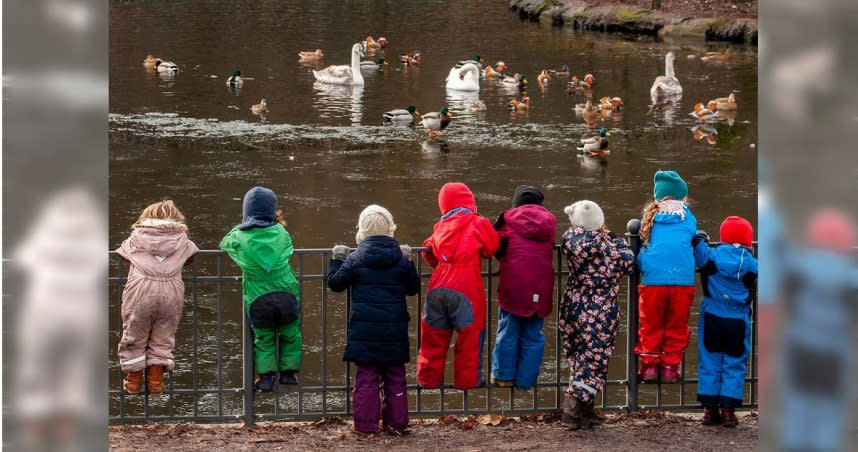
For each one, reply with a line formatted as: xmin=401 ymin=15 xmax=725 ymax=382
xmin=109 ymin=0 xmax=757 ymax=418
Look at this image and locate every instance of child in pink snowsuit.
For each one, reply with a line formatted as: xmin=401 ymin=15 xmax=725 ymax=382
xmin=116 ymin=200 xmax=198 ymax=395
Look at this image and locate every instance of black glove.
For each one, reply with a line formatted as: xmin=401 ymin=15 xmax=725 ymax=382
xmin=692 ymin=230 xmax=710 ymax=247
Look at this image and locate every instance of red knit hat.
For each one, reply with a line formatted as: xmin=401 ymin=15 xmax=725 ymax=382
xmin=719 ymin=216 xmax=753 ymax=247
xmin=805 ymin=208 xmax=856 ymax=251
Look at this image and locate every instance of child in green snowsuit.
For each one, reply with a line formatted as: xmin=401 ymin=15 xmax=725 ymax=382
xmin=220 ymin=187 xmax=302 ymax=391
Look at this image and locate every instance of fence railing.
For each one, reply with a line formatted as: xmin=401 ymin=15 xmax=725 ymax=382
xmin=108 ymin=221 xmax=757 ymax=425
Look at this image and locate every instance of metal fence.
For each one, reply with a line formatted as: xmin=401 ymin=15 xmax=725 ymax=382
xmin=108 ymin=222 xmax=757 ymax=425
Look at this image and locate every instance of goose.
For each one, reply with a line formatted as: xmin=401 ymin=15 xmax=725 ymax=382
xmin=298 ymin=49 xmax=324 ymax=60
xmin=701 ymin=49 xmax=734 ymax=62
xmin=421 ymin=107 xmax=452 ymax=137
xmin=446 ymin=63 xmax=480 ymax=91
xmin=226 ymin=70 xmax=243 ymax=87
xmin=599 ymin=96 xmax=624 ymax=111
xmin=578 ymin=128 xmax=611 ymax=155
xmin=250 ymin=99 xmax=268 ymax=115
xmin=455 ymin=55 xmax=483 ymax=70
xmin=383 ymin=105 xmax=419 ymax=122
xmin=689 ymin=101 xmax=718 ymax=121
xmin=651 ymin=52 xmax=682 ymax=101
xmin=361 ymin=57 xmax=389 ymax=69
xmin=313 ymin=43 xmax=365 ymax=86
xmin=712 ymin=92 xmax=738 ymax=111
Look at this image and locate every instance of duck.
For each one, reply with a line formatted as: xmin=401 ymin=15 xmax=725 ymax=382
xmin=469 ymin=100 xmax=487 ymax=112
xmin=421 ymin=106 xmax=452 ymax=137
xmin=361 ymin=57 xmax=389 ymax=69
xmin=455 ymin=55 xmax=483 ymax=70
xmin=689 ymin=100 xmax=718 ymax=121
xmin=226 ymin=70 xmax=243 ymax=87
xmin=537 ymin=69 xmax=551 ymax=85
xmin=701 ymin=49 xmax=734 ymax=62
xmin=363 ymin=35 xmax=388 ymax=49
xmin=250 ymin=99 xmax=268 ymax=115
xmin=383 ymin=105 xmax=419 ymax=122
xmin=313 ymin=43 xmax=365 ymax=86
xmin=502 ymin=73 xmax=528 ymax=90
xmin=484 ymin=65 xmax=501 ymax=78
xmin=599 ymin=96 xmax=624 ymax=111
xmin=568 ymin=73 xmax=595 ymax=89
xmin=508 ymin=93 xmax=531 ymax=111
xmin=400 ymin=51 xmax=422 ymax=65
xmin=578 ymin=127 xmax=611 ymax=155
xmin=446 ymin=63 xmax=480 ymax=91
xmin=579 ymin=100 xmax=602 ymax=128
xmin=712 ymin=92 xmax=738 ymax=111
xmin=651 ymin=52 xmax=683 ymax=102
xmin=298 ymin=49 xmax=324 ymax=60
xmin=550 ymin=64 xmax=570 ymax=77
xmin=494 ymin=61 xmax=508 ymax=74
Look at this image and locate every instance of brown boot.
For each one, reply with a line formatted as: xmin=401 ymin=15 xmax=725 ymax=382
xmin=701 ymin=406 xmax=722 ymax=426
xmin=582 ymin=399 xmax=606 ymax=426
xmin=123 ymin=370 xmax=143 ymax=394
xmin=720 ymin=407 xmax=738 ymax=428
xmin=561 ymin=394 xmax=590 ymax=430
xmin=147 ymin=366 xmax=165 ymax=395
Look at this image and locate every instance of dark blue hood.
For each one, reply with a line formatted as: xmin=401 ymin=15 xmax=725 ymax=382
xmin=356 ymin=235 xmax=403 ymax=269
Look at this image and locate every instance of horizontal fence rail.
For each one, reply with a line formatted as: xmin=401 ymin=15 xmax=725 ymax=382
xmin=108 ymin=225 xmax=758 ymax=425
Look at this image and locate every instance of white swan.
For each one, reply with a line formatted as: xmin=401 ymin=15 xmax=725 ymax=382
xmin=650 ymin=52 xmax=682 ymax=102
xmin=445 ymin=64 xmax=480 ymax=92
xmin=313 ymin=43 xmax=365 ymax=86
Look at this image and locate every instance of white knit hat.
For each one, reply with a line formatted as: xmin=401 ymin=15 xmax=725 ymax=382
xmin=564 ymin=200 xmax=605 ymax=232
xmin=355 ymin=204 xmax=397 ymax=243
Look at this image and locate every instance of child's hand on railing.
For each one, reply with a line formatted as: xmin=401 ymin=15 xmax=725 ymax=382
xmin=332 ymin=245 xmax=349 ymax=260
xmin=399 ymin=244 xmax=412 ymax=261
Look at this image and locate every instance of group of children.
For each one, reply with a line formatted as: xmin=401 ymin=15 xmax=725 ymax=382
xmin=116 ymin=170 xmax=757 ymax=435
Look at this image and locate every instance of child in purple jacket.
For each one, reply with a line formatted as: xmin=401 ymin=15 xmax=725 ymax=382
xmin=491 ymin=186 xmax=556 ymax=389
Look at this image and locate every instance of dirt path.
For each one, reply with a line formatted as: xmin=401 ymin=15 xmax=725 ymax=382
xmin=109 ymin=410 xmax=757 ymax=451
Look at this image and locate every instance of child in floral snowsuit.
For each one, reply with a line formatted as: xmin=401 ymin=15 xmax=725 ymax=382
xmin=559 ymin=200 xmax=635 ymax=429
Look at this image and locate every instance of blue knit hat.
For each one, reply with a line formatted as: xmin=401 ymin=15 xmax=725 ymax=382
xmin=653 ymin=170 xmax=688 ymax=201
xmin=238 ymin=186 xmax=278 ymax=230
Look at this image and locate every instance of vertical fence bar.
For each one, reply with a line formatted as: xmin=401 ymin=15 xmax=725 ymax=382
xmin=192 ymin=258 xmax=199 ymax=418
xmin=750 ymin=243 xmax=758 ymax=407
xmin=555 ymin=245 xmax=563 ymax=409
xmin=415 ymin=256 xmax=422 ymax=414
xmin=217 ymin=254 xmax=224 ymax=417
xmin=485 ymin=257 xmax=493 ymax=411
xmin=625 ymin=219 xmax=642 ymax=412
xmin=322 ymin=253 xmax=329 ymax=416
xmin=346 ymin=286 xmax=352 ymax=416
xmin=243 ymin=310 xmax=255 ymax=426
xmin=117 ymin=257 xmax=126 ymax=419
xmin=297 ymin=253 xmax=305 ymax=416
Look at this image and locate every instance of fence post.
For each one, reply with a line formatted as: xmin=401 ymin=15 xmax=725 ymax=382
xmin=625 ymin=219 xmax=642 ymax=413
xmin=243 ymin=313 xmax=256 ymax=426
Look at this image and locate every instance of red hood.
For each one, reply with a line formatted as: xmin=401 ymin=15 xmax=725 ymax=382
xmin=502 ymin=204 xmax=556 ymax=241
xmin=438 ymin=182 xmax=476 ymax=214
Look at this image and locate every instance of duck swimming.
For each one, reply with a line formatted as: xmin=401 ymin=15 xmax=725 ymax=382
xmin=421 ymin=106 xmax=452 ymax=137
xmin=361 ymin=57 xmax=389 ymax=69
xmin=568 ymin=73 xmax=594 ymax=89
xmin=469 ymin=100 xmax=487 ymax=112
xmin=689 ymin=100 xmax=718 ymax=121
xmin=579 ymin=99 xmax=601 ymax=128
xmin=651 ymin=52 xmax=682 ymax=102
xmin=313 ymin=43 xmax=365 ymax=86
xmin=383 ymin=105 xmax=419 ymax=122
xmin=226 ymin=70 xmax=243 ymax=87
xmin=578 ymin=127 xmax=610 ymax=156
xmin=712 ymin=92 xmax=738 ymax=111
xmin=599 ymin=96 xmax=624 ymax=111
xmin=550 ymin=64 xmax=570 ymax=77
xmin=298 ymin=49 xmax=324 ymax=60
xmin=400 ymin=51 xmax=422 ymax=65
xmin=508 ymin=93 xmax=531 ymax=111
xmin=537 ymin=69 xmax=551 ymax=85
xmin=250 ymin=99 xmax=268 ymax=115
xmin=701 ymin=49 xmax=734 ymax=62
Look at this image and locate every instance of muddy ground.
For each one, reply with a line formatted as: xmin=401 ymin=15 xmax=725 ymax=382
xmin=109 ymin=410 xmax=757 ymax=451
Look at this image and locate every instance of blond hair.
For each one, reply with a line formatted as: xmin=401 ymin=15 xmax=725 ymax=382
xmin=132 ymin=200 xmax=188 ymax=232
xmin=640 ymin=201 xmax=660 ymax=245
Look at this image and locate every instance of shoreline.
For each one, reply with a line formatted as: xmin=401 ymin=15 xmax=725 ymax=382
xmin=509 ymin=0 xmax=758 ymax=44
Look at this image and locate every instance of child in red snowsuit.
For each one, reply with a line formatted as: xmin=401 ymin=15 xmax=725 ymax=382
xmin=417 ymin=182 xmax=500 ymax=390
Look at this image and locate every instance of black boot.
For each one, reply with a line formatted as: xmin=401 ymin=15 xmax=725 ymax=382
xmin=720 ymin=407 xmax=738 ymax=428
xmin=582 ymin=399 xmax=605 ymax=426
xmin=701 ymin=406 xmax=722 ymax=426
xmin=279 ymin=370 xmax=299 ymax=385
xmin=561 ymin=394 xmax=590 ymax=430
xmin=255 ymin=372 xmax=275 ymax=392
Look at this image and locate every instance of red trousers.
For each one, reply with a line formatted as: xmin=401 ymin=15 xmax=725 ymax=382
xmin=634 ymin=285 xmax=696 ymax=367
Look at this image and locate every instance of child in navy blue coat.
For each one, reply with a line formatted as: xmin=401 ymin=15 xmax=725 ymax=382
xmin=327 ymin=205 xmax=420 ymax=436
xmin=693 ymin=216 xmax=758 ymax=427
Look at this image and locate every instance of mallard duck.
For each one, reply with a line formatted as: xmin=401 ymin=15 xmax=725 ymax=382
xmin=599 ymin=96 xmax=624 ymax=111
xmin=400 ymin=51 xmax=422 ymax=65
xmin=226 ymin=70 xmax=243 ymax=87
xmin=508 ymin=94 xmax=531 ymax=111
xmin=712 ymin=92 xmax=738 ymax=111
xmin=143 ymin=55 xmax=160 ymax=70
xmin=298 ymin=49 xmax=324 ymax=60
xmin=313 ymin=43 xmax=365 ymax=86
xmin=361 ymin=57 xmax=388 ymax=69
xmin=580 ymin=100 xmax=601 ymax=128
xmin=550 ymin=64 xmax=570 ymax=77
xmin=691 ymin=124 xmax=718 ymax=144
xmin=568 ymin=73 xmax=594 ymax=89
xmin=455 ymin=55 xmax=483 ymax=70
xmin=250 ymin=99 xmax=268 ymax=115
xmin=578 ymin=127 xmax=611 ymax=155
xmin=421 ymin=106 xmax=452 ymax=137
xmin=469 ymin=100 xmax=487 ymax=112
xmin=502 ymin=73 xmax=528 ymax=90
xmin=701 ymin=49 xmax=734 ymax=62
xmin=537 ymin=69 xmax=551 ymax=85
xmin=651 ymin=52 xmax=682 ymax=101
xmin=446 ymin=63 xmax=480 ymax=91
xmin=689 ymin=100 xmax=718 ymax=121
xmin=383 ymin=105 xmax=419 ymax=122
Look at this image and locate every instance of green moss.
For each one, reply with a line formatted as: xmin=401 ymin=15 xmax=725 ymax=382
xmin=534 ymin=1 xmax=554 ymax=14
xmin=616 ymin=8 xmax=648 ymax=21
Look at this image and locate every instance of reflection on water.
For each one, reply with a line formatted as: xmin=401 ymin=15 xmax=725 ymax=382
xmin=420 ymin=138 xmax=451 ymax=156
xmin=313 ymin=82 xmax=363 ymax=125
xmin=445 ymin=89 xmax=480 ymax=119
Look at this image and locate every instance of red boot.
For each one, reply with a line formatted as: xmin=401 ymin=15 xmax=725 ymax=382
xmin=701 ymin=406 xmax=722 ymax=426
xmin=659 ymin=365 xmax=680 ymax=384
xmin=638 ymin=363 xmax=659 ymax=382
xmin=720 ymin=407 xmax=738 ymax=427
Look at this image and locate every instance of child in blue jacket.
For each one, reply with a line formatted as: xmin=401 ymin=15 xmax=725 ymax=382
xmin=692 ymin=216 xmax=758 ymax=427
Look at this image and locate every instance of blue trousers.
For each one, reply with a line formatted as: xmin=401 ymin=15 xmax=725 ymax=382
xmin=491 ymin=308 xmax=545 ymax=389
xmin=697 ymin=308 xmax=751 ymax=408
